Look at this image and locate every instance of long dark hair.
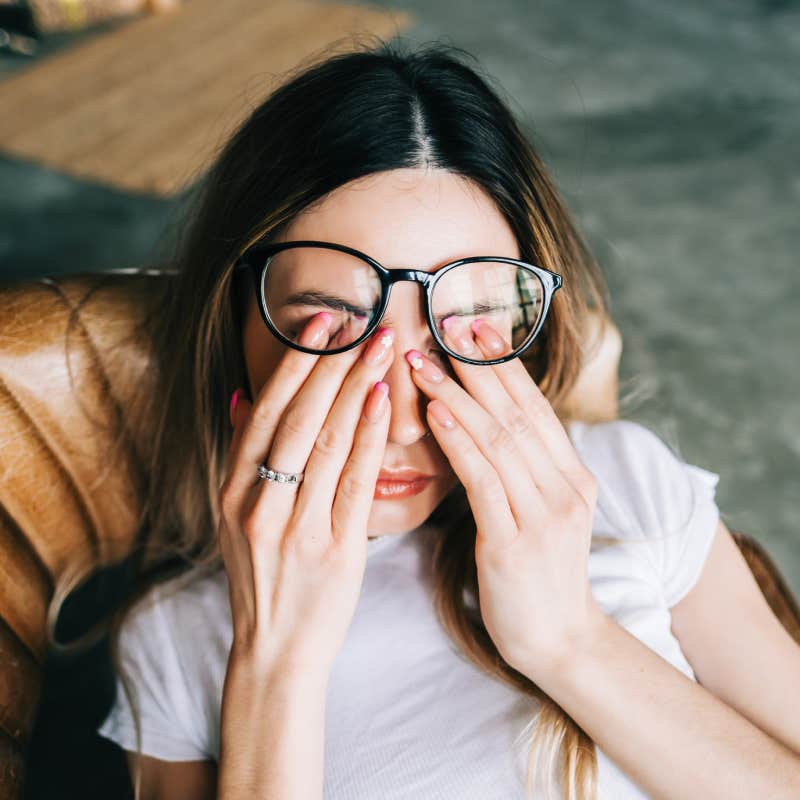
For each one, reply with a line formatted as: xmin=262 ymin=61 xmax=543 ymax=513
xmin=49 ymin=36 xmax=620 ymax=799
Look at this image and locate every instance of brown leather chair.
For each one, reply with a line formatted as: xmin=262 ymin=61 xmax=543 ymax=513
xmin=1 ymin=271 xmax=799 ymax=799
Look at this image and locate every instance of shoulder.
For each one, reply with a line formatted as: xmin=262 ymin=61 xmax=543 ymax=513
xmin=567 ymin=418 xmax=721 ymax=607
xmin=101 ymin=565 xmax=229 ymax=760
xmin=120 ymin=564 xmax=231 ymax=672
xmin=567 ymin=417 xmax=691 ymax=484
xmin=567 ymin=418 xmax=719 ymax=534
xmin=121 ymin=565 xmax=226 ymax=638
xmin=113 ymin=568 xmax=216 ymax=684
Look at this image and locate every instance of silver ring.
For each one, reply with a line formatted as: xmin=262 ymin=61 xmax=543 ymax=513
xmin=257 ymin=464 xmax=304 ymax=485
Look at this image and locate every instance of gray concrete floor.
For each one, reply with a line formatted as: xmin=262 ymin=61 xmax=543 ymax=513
xmin=1 ymin=1 xmax=799 ymax=596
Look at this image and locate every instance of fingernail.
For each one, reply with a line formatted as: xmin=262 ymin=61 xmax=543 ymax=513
xmin=442 ymin=320 xmax=476 ymax=355
xmin=229 ymin=388 xmax=244 ymax=426
xmin=471 ymin=318 xmax=504 ymax=354
xmin=364 ymin=327 xmax=394 ymax=365
xmin=405 ymin=350 xmax=444 ymax=382
xmin=365 ymin=381 xmax=389 ymax=423
xmin=428 ymin=400 xmax=455 ymax=429
xmin=306 ymin=312 xmax=332 ymax=347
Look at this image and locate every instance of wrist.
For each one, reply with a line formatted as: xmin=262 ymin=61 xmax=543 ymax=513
xmin=218 ymin=642 xmax=329 ymax=800
xmin=523 ymin=606 xmax=615 ymax=686
xmin=227 ymin=642 xmax=331 ymax=693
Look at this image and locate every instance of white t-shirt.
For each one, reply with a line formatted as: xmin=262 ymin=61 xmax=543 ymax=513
xmin=97 ymin=419 xmax=721 ymax=799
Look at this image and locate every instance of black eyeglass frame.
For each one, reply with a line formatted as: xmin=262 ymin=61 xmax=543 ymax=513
xmin=233 ymin=240 xmax=563 ymax=366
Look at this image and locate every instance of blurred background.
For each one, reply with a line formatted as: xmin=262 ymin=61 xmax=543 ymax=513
xmin=1 ymin=1 xmax=798 ymax=796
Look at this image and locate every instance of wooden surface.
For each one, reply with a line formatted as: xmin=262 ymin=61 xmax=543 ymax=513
xmin=0 ymin=0 xmax=413 ymax=196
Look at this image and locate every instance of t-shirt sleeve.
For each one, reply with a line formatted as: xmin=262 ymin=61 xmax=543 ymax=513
xmin=96 ymin=587 xmax=210 ymax=761
xmin=573 ymin=419 xmax=721 ymax=609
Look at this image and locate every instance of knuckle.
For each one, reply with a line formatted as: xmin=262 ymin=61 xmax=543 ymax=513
xmin=313 ymin=423 xmax=347 ymax=457
xmin=551 ymin=499 xmax=573 ymax=524
xmin=581 ymin=469 xmax=599 ymax=501
xmin=504 ymin=406 xmax=532 ymax=437
xmin=458 ymin=463 xmax=490 ymax=496
xmin=282 ymin=355 xmax=313 ymax=384
xmin=482 ymin=478 xmax=507 ymax=506
xmin=289 ymin=504 xmax=317 ymax=536
xmin=286 ymin=529 xmax=327 ymax=561
xmin=566 ymin=466 xmax=598 ymax=504
xmin=240 ymin=510 xmax=263 ymax=543
xmin=249 ymin=398 xmax=276 ymax=430
xmin=488 ymin=423 xmax=516 ymax=455
xmin=528 ymin=394 xmax=551 ymax=421
xmin=338 ymin=470 xmax=369 ymax=501
xmin=565 ymin=492 xmax=590 ymax=523
xmin=281 ymin=405 xmax=312 ymax=440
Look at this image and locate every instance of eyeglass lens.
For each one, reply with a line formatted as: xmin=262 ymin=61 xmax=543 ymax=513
xmin=260 ymin=246 xmax=546 ymax=361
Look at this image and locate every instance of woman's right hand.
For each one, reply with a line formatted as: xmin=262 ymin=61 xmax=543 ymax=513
xmin=218 ymin=312 xmax=395 ymax=680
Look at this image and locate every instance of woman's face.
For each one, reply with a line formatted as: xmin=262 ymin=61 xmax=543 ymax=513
xmin=241 ymin=167 xmax=520 ymax=538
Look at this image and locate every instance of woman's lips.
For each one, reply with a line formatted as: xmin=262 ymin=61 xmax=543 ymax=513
xmin=374 ymin=471 xmax=433 ymax=500
xmin=373 ymin=477 xmax=432 ymax=499
xmin=377 ymin=468 xmax=431 ymax=482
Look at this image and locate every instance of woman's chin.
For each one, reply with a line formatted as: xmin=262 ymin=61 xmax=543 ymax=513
xmin=367 ymin=487 xmax=436 ymax=538
xmin=366 ymin=505 xmax=428 ymax=538
xmin=366 ymin=475 xmax=456 ymax=538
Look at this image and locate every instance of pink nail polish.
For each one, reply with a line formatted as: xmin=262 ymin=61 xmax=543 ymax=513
xmin=229 ymin=388 xmax=243 ymax=422
xmin=405 ymin=349 xmax=424 ymax=370
xmin=429 ymin=400 xmax=456 ymax=429
xmin=405 ymin=350 xmax=443 ymax=382
xmin=365 ymin=381 xmax=389 ymax=423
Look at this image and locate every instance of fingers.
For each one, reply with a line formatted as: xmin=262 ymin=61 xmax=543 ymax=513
xmin=407 ymin=345 xmax=552 ymax=527
xmin=292 ymin=329 xmax=395 ymax=523
xmin=328 ymin=315 xmax=369 ymax=350
xmin=330 ymin=380 xmax=391 ymax=542
xmin=223 ymin=311 xmax=345 ymax=511
xmin=264 ymin=326 xmax=389 ymax=473
xmin=425 ymin=398 xmax=518 ymax=543
xmin=256 ymin=343 xmax=362 ymax=482
xmin=441 ymin=321 xmax=566 ymax=487
xmin=470 ymin=319 xmax=588 ymax=475
xmin=442 ymin=319 xmax=586 ymax=497
xmin=220 ymin=390 xmax=258 ymax=629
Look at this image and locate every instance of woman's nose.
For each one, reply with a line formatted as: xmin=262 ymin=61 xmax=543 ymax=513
xmin=373 ymin=282 xmax=443 ymax=445
xmin=380 ymin=335 xmax=432 ymax=446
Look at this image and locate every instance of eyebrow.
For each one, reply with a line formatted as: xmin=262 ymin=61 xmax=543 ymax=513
xmin=284 ymin=291 xmax=514 ymax=327
xmin=283 ymin=291 xmax=372 ymax=316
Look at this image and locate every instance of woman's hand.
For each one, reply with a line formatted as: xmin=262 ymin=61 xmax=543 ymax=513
xmin=219 ymin=312 xmax=395 ymax=680
xmin=406 ymin=317 xmax=608 ymax=680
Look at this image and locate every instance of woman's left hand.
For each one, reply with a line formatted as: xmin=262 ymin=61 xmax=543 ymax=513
xmin=405 ymin=317 xmax=609 ymax=680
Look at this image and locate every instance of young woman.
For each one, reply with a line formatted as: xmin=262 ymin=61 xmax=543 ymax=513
xmin=87 ymin=39 xmax=800 ymax=800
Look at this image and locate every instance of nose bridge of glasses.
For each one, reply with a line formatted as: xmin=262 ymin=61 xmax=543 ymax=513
xmin=382 ymin=268 xmax=436 ymax=322
xmin=385 ymin=267 xmax=435 ymax=288
xmin=374 ymin=268 xmax=437 ymax=346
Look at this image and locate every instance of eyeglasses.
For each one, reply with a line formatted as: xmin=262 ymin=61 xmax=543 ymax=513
xmin=233 ymin=240 xmax=563 ymax=366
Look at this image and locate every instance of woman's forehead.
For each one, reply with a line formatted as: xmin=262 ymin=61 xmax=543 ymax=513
xmin=278 ymin=167 xmax=520 ymax=270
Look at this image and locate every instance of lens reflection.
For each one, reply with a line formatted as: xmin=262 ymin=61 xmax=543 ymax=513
xmin=262 ymin=247 xmax=380 ymax=349
xmin=432 ymin=260 xmax=544 ymax=359
xmin=261 ymin=247 xmax=545 ymax=359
